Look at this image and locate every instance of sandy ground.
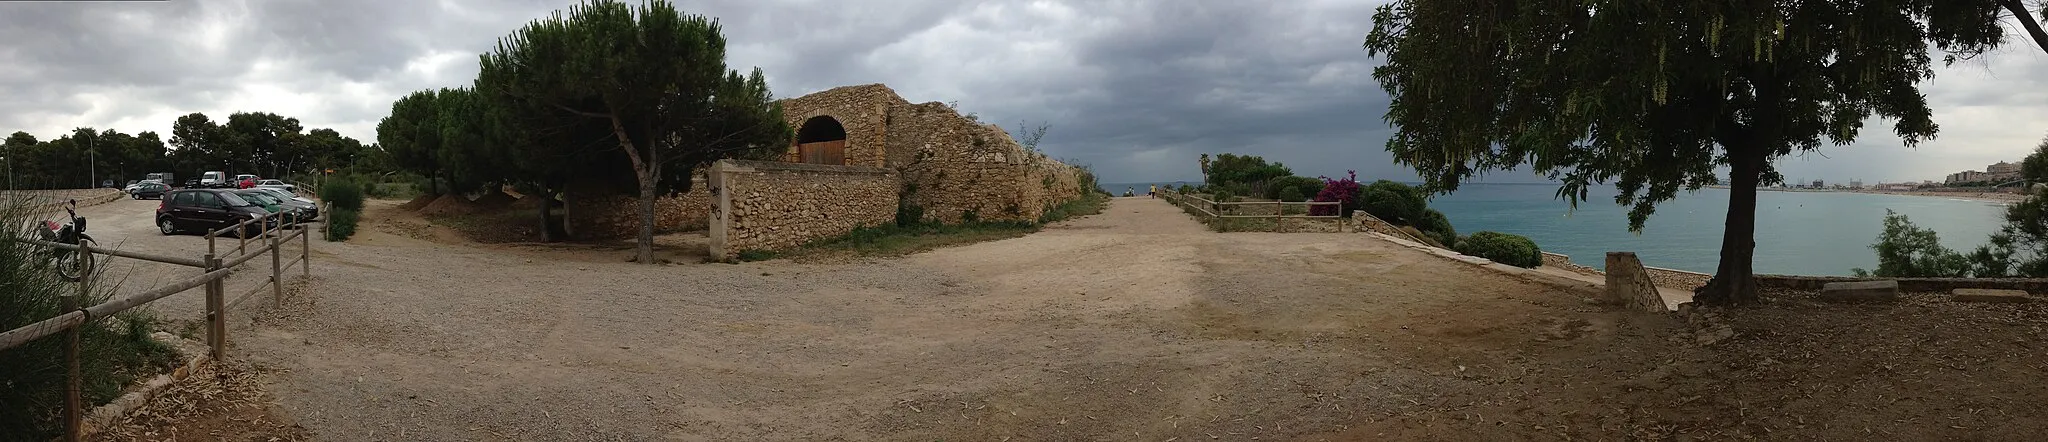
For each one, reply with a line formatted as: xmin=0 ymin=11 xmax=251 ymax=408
xmin=75 ymin=196 xmax=2048 ymax=440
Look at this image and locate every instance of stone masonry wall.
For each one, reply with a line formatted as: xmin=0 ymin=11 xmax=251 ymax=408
xmin=883 ymin=101 xmax=1086 ymax=224
xmin=708 ymin=159 xmax=899 ymax=260
xmin=564 ymin=177 xmax=711 ymax=240
xmin=777 ymin=84 xmax=908 ymax=168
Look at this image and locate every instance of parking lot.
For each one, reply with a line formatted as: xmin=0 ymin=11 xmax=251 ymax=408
xmin=58 ymin=194 xmax=317 ymax=324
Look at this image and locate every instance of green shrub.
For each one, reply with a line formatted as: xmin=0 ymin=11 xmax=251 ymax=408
xmin=1178 ymin=184 xmax=1194 ymax=194
xmin=896 ymin=201 xmax=927 ymax=227
xmin=1454 ymin=231 xmax=1542 ymax=268
xmin=325 ymin=207 xmax=361 ymax=241
xmin=1416 ymin=209 xmax=1457 ymax=248
xmin=1212 ymin=190 xmax=1236 ymax=203
xmin=0 ymin=201 xmax=180 ymax=438
xmin=1360 ymin=180 xmax=1427 ymax=224
xmin=1854 ymin=209 xmax=1970 ymax=277
xmin=1266 ymin=176 xmax=1326 ymax=200
xmin=320 ymin=179 xmax=366 ymax=212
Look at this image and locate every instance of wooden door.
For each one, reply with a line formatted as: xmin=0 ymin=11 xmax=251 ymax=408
xmin=798 ymin=140 xmax=846 ymax=165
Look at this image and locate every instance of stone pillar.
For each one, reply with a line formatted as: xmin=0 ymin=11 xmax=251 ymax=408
xmin=1605 ymin=252 xmax=1668 ymax=312
xmin=707 ymin=160 xmax=747 ymax=260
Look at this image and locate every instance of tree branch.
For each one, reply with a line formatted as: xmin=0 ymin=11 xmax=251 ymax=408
xmin=2002 ymin=0 xmax=2048 ymax=55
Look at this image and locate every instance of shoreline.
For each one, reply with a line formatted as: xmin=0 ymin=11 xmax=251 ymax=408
xmin=1841 ymin=189 xmax=2025 ymax=203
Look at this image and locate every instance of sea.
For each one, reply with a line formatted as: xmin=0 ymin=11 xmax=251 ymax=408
xmin=1103 ymin=181 xmax=2008 ymax=276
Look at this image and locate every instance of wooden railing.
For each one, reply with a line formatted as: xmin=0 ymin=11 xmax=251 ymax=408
xmin=0 ymin=209 xmax=313 ymax=441
xmin=1159 ymin=189 xmax=1345 ymax=232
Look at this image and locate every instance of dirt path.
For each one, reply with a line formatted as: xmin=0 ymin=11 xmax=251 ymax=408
xmin=90 ymin=196 xmax=2048 ymax=440
xmin=151 ymin=196 xmax=1627 ymax=440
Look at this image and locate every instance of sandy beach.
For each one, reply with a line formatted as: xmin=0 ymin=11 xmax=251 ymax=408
xmin=1845 ymin=189 xmax=2027 ymax=203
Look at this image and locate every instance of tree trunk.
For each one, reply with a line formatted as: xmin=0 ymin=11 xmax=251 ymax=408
xmin=1695 ymin=151 xmax=1763 ymax=304
xmin=633 ymin=170 xmax=657 ymax=264
xmin=537 ymin=193 xmax=567 ymax=242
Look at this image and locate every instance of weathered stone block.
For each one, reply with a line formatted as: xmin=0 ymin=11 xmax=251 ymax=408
xmin=1819 ymin=280 xmax=1899 ymax=303
xmin=1952 ymin=288 xmax=2030 ymax=303
xmin=1604 ymin=252 xmax=1668 ymax=313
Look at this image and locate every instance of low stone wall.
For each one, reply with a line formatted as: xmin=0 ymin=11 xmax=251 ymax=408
xmin=1350 ymin=210 xmax=1426 ymax=243
xmin=1542 ymin=252 xmax=1710 ymax=290
xmin=564 ymin=178 xmax=712 ymax=240
xmin=1647 ymin=266 xmax=1712 ymax=291
xmin=1757 ymin=275 xmax=2048 ymax=294
xmin=1542 ymin=252 xmax=1601 ymax=276
xmin=708 ymin=159 xmax=899 ymax=260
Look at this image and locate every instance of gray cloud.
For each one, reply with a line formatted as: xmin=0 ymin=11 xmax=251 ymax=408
xmin=0 ymin=0 xmax=2042 ymax=188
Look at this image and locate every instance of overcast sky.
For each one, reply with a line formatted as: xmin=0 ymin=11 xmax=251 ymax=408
xmin=1 ymin=0 xmax=2043 ymax=186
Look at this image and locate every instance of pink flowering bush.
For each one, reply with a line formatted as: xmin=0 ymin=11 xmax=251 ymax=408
xmin=1311 ymin=170 xmax=1362 ymax=217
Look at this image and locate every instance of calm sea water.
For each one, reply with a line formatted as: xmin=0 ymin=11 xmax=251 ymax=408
xmin=1103 ymin=181 xmax=2008 ymax=276
xmin=1429 ymin=184 xmax=2008 ymax=276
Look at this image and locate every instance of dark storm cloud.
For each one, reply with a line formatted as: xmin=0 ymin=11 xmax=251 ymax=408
xmin=1 ymin=0 xmax=2039 ymax=186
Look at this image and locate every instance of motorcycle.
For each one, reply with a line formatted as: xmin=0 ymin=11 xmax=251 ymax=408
xmin=38 ymin=199 xmax=97 ymax=282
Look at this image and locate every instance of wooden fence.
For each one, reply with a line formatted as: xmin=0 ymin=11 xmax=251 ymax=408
xmin=0 ymin=209 xmax=314 ymax=441
xmin=1159 ymin=189 xmax=1346 ymax=232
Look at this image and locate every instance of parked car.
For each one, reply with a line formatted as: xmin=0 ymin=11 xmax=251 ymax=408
xmin=122 ymin=180 xmax=141 ymax=192
xmin=183 ymin=178 xmax=199 ymax=188
xmin=128 ymin=182 xmax=171 ymax=200
xmin=101 ymin=179 xmax=116 ymax=188
xmin=252 ymin=187 xmax=315 ymax=205
xmin=155 ymin=189 xmax=274 ymax=236
xmin=245 ymin=188 xmax=318 ymax=221
xmin=254 ymin=179 xmax=296 ymax=193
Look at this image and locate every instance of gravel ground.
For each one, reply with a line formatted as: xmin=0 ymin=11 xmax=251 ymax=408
xmin=83 ymin=196 xmax=2048 ymax=440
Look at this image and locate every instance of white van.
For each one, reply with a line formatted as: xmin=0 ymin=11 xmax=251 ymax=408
xmin=200 ymin=171 xmax=227 ymax=188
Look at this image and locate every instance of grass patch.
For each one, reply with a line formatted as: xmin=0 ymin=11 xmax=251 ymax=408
xmin=739 ymin=193 xmax=1107 ymax=262
xmin=366 ymin=182 xmax=420 ymax=200
xmin=792 ymin=221 xmax=1041 ymax=258
xmin=1039 ymin=193 xmax=1109 ymax=224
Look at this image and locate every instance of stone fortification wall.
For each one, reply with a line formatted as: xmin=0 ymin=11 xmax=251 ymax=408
xmin=883 ymin=101 xmax=1086 ymax=224
xmin=708 ymin=160 xmax=898 ymax=260
xmin=564 ymin=178 xmax=712 ymax=240
xmin=778 ymin=84 xmax=906 ymax=168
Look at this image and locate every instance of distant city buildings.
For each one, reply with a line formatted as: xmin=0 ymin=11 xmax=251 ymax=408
xmin=1944 ymin=161 xmax=2023 ymax=185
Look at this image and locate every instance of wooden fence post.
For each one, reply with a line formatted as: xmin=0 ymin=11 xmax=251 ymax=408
xmin=205 ymin=253 xmax=226 ymax=360
xmin=302 ymin=215 xmax=311 ymax=276
xmin=63 ymin=243 xmax=87 ymax=442
xmin=271 ymin=214 xmax=284 ymax=307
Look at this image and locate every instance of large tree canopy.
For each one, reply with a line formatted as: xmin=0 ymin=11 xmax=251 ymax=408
xmin=476 ymin=0 xmax=790 ymax=262
xmin=1366 ymin=0 xmax=2023 ymax=304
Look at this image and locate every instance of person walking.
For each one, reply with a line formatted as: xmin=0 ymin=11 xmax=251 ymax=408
xmin=1148 ymin=184 xmax=1157 ymax=199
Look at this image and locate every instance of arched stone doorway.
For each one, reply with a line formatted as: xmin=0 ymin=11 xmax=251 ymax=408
xmin=796 ymin=116 xmax=847 ymax=165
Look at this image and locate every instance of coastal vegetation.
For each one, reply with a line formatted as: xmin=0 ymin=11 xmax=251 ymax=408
xmin=1862 ymin=135 xmax=2048 ymax=278
xmin=1366 ymin=1 xmax=2031 ymax=304
xmin=1182 ymin=154 xmax=1465 ymax=247
xmin=1454 ymin=231 xmax=1542 ymax=269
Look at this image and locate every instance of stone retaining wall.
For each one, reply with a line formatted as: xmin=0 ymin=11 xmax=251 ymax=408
xmin=1350 ymin=210 xmax=1427 ymax=243
xmin=1757 ymin=275 xmax=2048 ymax=294
xmin=1542 ymin=252 xmax=1711 ymax=290
xmin=708 ymin=160 xmax=899 ymax=260
xmin=564 ymin=177 xmax=712 ymax=240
